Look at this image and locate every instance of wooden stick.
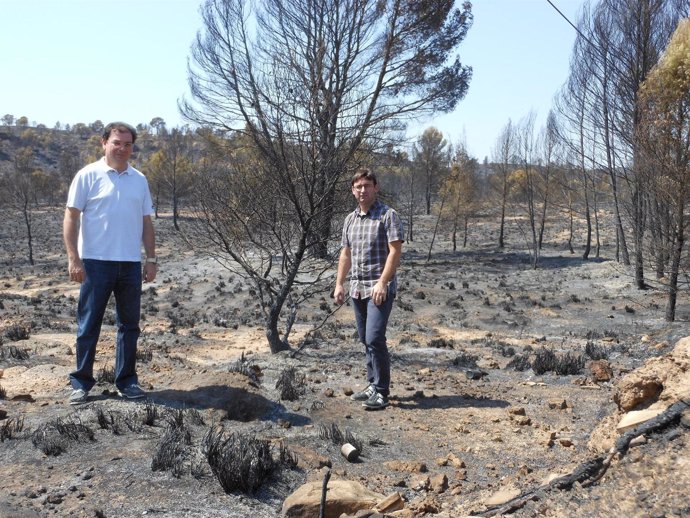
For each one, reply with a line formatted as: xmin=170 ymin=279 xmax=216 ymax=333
xmin=319 ymin=468 xmax=331 ymax=518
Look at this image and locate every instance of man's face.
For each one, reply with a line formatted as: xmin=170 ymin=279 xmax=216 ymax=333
xmin=102 ymin=129 xmax=134 ymax=170
xmin=352 ymin=178 xmax=379 ymax=208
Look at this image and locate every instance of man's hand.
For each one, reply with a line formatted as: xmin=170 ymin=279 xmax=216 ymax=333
xmin=372 ymin=281 xmax=388 ymax=305
xmin=143 ymin=263 xmax=157 ymax=283
xmin=334 ymin=284 xmax=346 ymax=305
xmin=68 ymin=257 xmax=85 ymax=283
xmin=334 ymin=247 xmax=352 ymax=306
xmin=371 ymin=240 xmax=401 ymax=305
xmin=64 ymin=207 xmax=84 ymax=283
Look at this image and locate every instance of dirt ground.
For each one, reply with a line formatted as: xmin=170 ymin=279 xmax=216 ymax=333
xmin=1 ymin=208 xmax=688 ymax=518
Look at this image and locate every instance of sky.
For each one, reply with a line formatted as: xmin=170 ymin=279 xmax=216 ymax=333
xmin=1 ymin=0 xmax=586 ymax=161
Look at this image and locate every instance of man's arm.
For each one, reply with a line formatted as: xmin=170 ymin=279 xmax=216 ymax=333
xmin=142 ymin=215 xmax=157 ymax=283
xmin=333 ymin=246 xmax=352 ymax=305
xmin=371 ymin=240 xmax=402 ymax=305
xmin=63 ymin=207 xmax=84 ymax=283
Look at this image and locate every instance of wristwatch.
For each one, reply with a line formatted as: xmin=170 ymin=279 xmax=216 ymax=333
xmin=146 ymin=257 xmax=158 ymax=264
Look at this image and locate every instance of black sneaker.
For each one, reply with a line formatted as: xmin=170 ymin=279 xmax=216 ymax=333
xmin=362 ymin=392 xmax=389 ymax=410
xmin=118 ymin=384 xmax=146 ymax=399
xmin=350 ymin=384 xmax=376 ymax=401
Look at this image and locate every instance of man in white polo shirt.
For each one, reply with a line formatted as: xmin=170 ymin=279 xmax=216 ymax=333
xmin=63 ymin=121 xmax=157 ymax=405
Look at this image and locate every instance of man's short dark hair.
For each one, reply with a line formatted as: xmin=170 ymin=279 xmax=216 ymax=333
xmin=351 ymin=168 xmax=378 ymax=186
xmin=102 ymin=122 xmax=137 ymax=144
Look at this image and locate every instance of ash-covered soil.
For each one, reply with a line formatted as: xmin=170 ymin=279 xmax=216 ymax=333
xmin=1 ymin=209 xmax=688 ymax=518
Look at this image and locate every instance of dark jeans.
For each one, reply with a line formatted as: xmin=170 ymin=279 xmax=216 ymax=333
xmin=352 ymin=290 xmax=395 ymax=397
xmin=70 ymin=260 xmax=142 ymax=392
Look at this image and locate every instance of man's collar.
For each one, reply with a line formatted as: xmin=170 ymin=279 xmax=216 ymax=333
xmin=357 ymin=199 xmax=382 ymax=217
xmin=100 ymin=157 xmax=131 ymax=175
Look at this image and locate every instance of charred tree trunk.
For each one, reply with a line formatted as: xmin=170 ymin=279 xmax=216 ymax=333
xmin=499 ymin=177 xmax=507 ymax=248
xmin=172 ymin=178 xmax=180 ymax=231
xmin=632 ymin=187 xmax=647 ymax=289
xmin=582 ymin=184 xmax=592 ymax=260
xmin=665 ymin=188 xmax=686 ymax=322
xmin=22 ymin=197 xmax=34 ymax=266
xmin=463 ymin=215 xmax=469 ymax=248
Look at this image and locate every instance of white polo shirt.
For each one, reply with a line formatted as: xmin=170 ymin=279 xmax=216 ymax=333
xmin=66 ymin=157 xmax=154 ymax=262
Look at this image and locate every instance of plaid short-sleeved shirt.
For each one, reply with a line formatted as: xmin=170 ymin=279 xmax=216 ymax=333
xmin=341 ymin=199 xmax=404 ymax=299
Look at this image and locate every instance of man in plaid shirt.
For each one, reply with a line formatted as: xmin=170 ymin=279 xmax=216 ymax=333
xmin=334 ymin=168 xmax=404 ymax=410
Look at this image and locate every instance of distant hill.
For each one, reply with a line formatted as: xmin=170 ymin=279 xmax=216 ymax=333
xmin=0 ymin=123 xmax=169 ymax=201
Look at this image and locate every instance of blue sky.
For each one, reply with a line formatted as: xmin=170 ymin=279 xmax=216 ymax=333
xmin=1 ymin=0 xmax=585 ymax=161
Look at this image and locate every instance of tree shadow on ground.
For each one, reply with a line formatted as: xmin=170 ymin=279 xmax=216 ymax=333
xmin=403 ymin=248 xmax=609 ymax=271
xmin=391 ymin=393 xmax=509 ymax=411
xmin=536 ymin=254 xmax=608 ymax=269
xmin=149 ymin=385 xmax=310 ymax=426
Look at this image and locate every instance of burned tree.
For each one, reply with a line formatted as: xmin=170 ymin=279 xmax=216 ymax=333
xmin=638 ymin=19 xmax=690 ymax=321
xmin=0 ymin=148 xmax=38 ymax=265
xmin=412 ymin=127 xmax=450 ymax=216
xmin=440 ymin=145 xmax=479 ymax=251
xmin=491 ymin=120 xmax=516 ymax=249
xmin=180 ymin=0 xmax=473 ymax=353
xmin=556 ymin=0 xmax=686 ymax=284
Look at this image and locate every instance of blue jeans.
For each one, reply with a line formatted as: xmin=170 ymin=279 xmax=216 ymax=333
xmin=70 ymin=260 xmax=142 ymax=392
xmin=352 ymin=290 xmax=395 ymax=397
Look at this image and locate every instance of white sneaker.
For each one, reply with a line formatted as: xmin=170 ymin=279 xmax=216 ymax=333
xmin=69 ymin=388 xmax=89 ymax=405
